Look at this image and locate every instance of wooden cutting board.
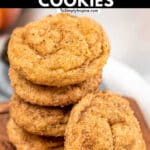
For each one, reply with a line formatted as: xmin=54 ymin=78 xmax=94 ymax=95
xmin=0 ymin=102 xmax=15 ymax=150
xmin=0 ymin=100 xmax=150 ymax=150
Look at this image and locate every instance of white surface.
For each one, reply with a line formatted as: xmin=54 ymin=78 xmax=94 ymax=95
xmin=103 ymin=58 xmax=150 ymax=127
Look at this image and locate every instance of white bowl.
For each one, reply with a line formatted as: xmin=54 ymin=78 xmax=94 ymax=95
xmin=103 ymin=58 xmax=150 ymax=127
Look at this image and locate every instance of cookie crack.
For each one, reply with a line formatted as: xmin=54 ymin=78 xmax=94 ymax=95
xmin=21 ymin=27 xmax=105 ymax=72
xmin=110 ymin=125 xmax=115 ymax=150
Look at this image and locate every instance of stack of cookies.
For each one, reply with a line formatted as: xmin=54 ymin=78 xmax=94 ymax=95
xmin=7 ymin=13 xmax=110 ymax=149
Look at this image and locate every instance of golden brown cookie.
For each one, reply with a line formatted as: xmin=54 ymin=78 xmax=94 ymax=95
xmin=7 ymin=119 xmax=64 ymax=150
xmin=8 ymin=13 xmax=110 ymax=87
xmin=9 ymin=68 xmax=101 ymax=106
xmin=10 ymin=95 xmax=71 ymax=137
xmin=65 ymin=91 xmax=146 ymax=150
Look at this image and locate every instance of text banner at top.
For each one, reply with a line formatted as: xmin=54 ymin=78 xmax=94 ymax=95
xmin=0 ymin=0 xmax=150 ymax=8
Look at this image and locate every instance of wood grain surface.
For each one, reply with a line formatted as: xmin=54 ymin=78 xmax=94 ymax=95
xmin=0 ymin=100 xmax=149 ymax=150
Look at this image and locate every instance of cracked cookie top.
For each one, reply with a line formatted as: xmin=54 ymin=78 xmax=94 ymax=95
xmin=8 ymin=13 xmax=110 ymax=86
xmin=65 ymin=91 xmax=146 ymax=150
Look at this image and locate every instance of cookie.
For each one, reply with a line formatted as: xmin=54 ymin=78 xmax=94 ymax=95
xmin=7 ymin=119 xmax=64 ymax=150
xmin=9 ymin=68 xmax=101 ymax=106
xmin=8 ymin=13 xmax=110 ymax=86
xmin=65 ymin=91 xmax=146 ymax=150
xmin=10 ymin=95 xmax=71 ymax=137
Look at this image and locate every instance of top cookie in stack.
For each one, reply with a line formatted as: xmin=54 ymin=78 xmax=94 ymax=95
xmin=8 ymin=13 xmax=110 ymax=87
xmin=8 ymin=13 xmax=110 ymax=107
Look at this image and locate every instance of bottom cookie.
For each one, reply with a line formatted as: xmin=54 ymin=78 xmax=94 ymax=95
xmin=7 ymin=119 xmax=64 ymax=150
